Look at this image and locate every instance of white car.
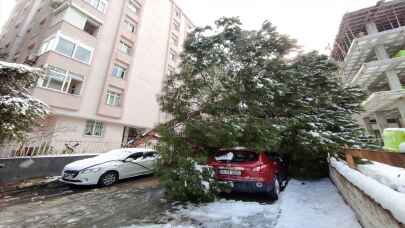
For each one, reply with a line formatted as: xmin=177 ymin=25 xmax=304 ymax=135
xmin=60 ymin=148 xmax=159 ymax=186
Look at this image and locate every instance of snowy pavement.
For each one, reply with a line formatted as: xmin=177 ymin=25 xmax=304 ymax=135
xmin=0 ymin=177 xmax=361 ymax=228
xmin=131 ymin=179 xmax=361 ymax=228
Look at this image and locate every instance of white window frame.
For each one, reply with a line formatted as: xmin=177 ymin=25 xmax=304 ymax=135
xmin=169 ymin=49 xmax=177 ymax=62
xmin=167 ymin=65 xmax=175 ymax=76
xmin=106 ymin=90 xmax=122 ymax=106
xmin=38 ymin=65 xmax=84 ymax=95
xmin=39 ymin=32 xmax=94 ymax=64
xmin=118 ymin=40 xmax=132 ymax=55
xmin=112 ymin=64 xmax=127 ymax=79
xmin=171 ymin=33 xmax=179 ymax=46
xmin=84 ymin=120 xmax=104 ymax=137
xmin=124 ymin=19 xmax=136 ymax=33
xmin=128 ymin=0 xmax=141 ymax=14
xmin=83 ymin=0 xmax=109 ymax=13
xmin=173 ymin=20 xmax=180 ymax=31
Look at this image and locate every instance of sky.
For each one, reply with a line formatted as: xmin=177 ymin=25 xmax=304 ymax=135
xmin=0 ymin=0 xmax=380 ymax=54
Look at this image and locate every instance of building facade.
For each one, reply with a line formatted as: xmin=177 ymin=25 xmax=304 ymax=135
xmin=331 ymin=0 xmax=405 ymax=139
xmin=0 ymin=0 xmax=194 ymax=155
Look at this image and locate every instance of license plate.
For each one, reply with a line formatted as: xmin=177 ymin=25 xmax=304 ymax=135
xmin=219 ymin=169 xmax=241 ymax=176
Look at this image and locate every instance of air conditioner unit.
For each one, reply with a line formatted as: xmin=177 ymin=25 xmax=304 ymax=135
xmin=24 ymin=54 xmax=39 ymax=65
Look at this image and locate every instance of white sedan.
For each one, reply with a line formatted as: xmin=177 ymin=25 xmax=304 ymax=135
xmin=60 ymin=148 xmax=159 ymax=186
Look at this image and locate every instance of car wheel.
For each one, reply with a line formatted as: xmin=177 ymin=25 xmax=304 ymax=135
xmin=98 ymin=171 xmax=118 ymax=187
xmin=280 ymin=177 xmax=289 ymax=191
xmin=269 ymin=176 xmax=280 ymax=201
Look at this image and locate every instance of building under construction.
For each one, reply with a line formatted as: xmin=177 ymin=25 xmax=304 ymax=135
xmin=331 ymin=0 xmax=405 ymax=138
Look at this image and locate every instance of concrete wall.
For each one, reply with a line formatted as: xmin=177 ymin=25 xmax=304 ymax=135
xmin=330 ymin=166 xmax=405 ymax=228
xmin=0 ymin=154 xmax=96 ymax=184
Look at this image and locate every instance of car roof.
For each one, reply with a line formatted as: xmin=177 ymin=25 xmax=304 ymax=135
xmin=120 ymin=148 xmax=156 ymax=153
xmin=218 ymin=147 xmax=257 ymax=152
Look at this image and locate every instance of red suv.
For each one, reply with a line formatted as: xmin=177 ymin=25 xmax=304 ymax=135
xmin=208 ymin=148 xmax=288 ymax=200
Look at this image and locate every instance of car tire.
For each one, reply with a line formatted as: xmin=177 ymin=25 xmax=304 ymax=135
xmin=269 ymin=176 xmax=280 ymax=201
xmin=280 ymin=177 xmax=289 ymax=191
xmin=98 ymin=171 xmax=118 ymax=187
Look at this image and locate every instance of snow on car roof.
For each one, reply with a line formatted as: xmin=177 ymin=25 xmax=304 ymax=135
xmin=118 ymin=148 xmax=156 ymax=153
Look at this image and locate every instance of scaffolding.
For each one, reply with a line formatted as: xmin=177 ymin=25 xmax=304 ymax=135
xmin=331 ymin=0 xmax=405 ymax=62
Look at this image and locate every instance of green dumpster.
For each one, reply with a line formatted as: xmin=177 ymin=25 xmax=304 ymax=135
xmin=383 ymin=128 xmax=405 ymax=152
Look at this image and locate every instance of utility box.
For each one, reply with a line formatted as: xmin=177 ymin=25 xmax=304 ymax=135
xmin=383 ymin=128 xmax=405 ymax=153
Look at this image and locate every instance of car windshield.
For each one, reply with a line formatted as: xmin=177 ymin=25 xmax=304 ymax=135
xmin=215 ymin=150 xmax=259 ymax=163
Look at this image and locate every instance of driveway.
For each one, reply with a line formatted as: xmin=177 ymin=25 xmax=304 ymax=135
xmin=0 ymin=177 xmax=361 ymax=228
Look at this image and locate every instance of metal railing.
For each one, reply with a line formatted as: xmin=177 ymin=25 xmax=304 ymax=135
xmin=0 ymin=139 xmax=122 ymax=158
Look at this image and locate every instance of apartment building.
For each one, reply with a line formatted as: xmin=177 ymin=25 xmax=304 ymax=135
xmin=331 ymin=0 xmax=405 ymax=139
xmin=0 ymin=0 xmax=194 ymax=153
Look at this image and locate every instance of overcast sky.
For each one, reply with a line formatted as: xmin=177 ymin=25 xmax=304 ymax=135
xmin=0 ymin=0 xmax=379 ymax=54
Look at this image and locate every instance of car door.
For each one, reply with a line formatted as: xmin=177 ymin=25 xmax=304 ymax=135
xmin=139 ymin=152 xmax=158 ymax=173
xmin=118 ymin=152 xmax=144 ymax=179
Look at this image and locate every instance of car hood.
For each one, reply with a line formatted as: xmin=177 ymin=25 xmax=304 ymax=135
xmin=64 ymin=156 xmax=122 ymax=171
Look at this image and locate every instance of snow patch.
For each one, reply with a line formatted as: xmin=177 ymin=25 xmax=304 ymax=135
xmin=215 ymin=152 xmax=234 ymax=161
xmin=331 ymin=158 xmax=405 ymax=224
xmin=357 ymin=161 xmax=405 ymax=193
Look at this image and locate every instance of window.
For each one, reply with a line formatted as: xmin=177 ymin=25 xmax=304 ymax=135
xmin=118 ymin=40 xmax=132 ymax=55
xmin=84 ymin=20 xmax=99 ymax=36
xmin=62 ymin=7 xmax=100 ymax=36
xmin=173 ymin=20 xmax=180 ymax=31
xmin=84 ymin=120 xmax=104 ymax=136
xmin=128 ymin=0 xmax=140 ymax=14
xmin=106 ymin=90 xmax=122 ymax=106
xmin=124 ymin=19 xmax=136 ymax=33
xmin=55 ymin=37 xmax=75 ymax=57
xmin=42 ymin=66 xmax=66 ymax=91
xmin=74 ymin=45 xmax=92 ymax=63
xmin=84 ymin=0 xmax=109 ymax=13
xmin=169 ymin=50 xmax=177 ymax=61
xmin=171 ymin=34 xmax=178 ymax=46
xmin=167 ymin=65 xmax=175 ymax=76
xmin=40 ymin=65 xmax=84 ymax=95
xmin=50 ymin=35 xmax=93 ymax=64
xmin=112 ymin=64 xmax=127 ymax=79
xmin=175 ymin=8 xmax=181 ymax=18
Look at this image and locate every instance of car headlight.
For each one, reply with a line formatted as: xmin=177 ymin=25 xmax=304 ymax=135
xmin=80 ymin=167 xmax=102 ymax=174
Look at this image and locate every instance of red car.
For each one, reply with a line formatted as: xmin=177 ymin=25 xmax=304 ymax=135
xmin=208 ymin=148 xmax=288 ymax=200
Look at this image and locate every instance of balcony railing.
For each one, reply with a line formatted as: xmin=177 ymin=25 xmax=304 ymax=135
xmin=342 ymin=26 xmax=405 ymax=83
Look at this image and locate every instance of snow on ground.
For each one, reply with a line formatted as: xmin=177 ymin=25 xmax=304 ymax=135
xmin=127 ymin=179 xmax=360 ymax=228
xmin=357 ymin=160 xmax=405 ymax=193
xmin=331 ymin=158 xmax=405 ymax=224
xmin=274 ymin=179 xmax=361 ymax=228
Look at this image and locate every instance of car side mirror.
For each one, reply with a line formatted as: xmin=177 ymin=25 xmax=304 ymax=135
xmin=125 ymin=157 xmax=135 ymax=162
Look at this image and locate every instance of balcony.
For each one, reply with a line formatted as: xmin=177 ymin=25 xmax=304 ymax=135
xmin=351 ymin=56 xmax=405 ymax=89
xmin=362 ymin=90 xmax=405 ymax=116
xmin=70 ymin=0 xmax=105 ymax=23
xmin=47 ymin=21 xmax=97 ymax=48
xmin=33 ymin=87 xmax=82 ymax=111
xmin=342 ymin=26 xmax=405 ymax=83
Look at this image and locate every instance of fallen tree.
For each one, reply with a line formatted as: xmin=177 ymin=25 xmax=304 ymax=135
xmin=157 ymin=17 xmax=367 ymax=202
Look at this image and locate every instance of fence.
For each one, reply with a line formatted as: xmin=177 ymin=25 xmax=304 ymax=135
xmin=344 ymin=148 xmax=405 ymax=169
xmin=0 ymin=139 xmax=122 ymax=158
